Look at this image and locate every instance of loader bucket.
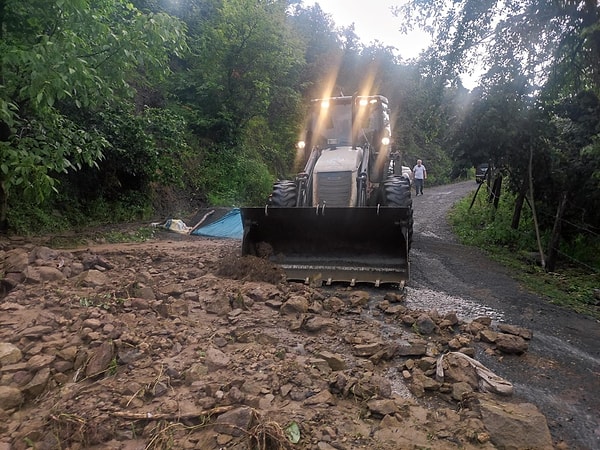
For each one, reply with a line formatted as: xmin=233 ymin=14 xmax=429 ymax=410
xmin=240 ymin=206 xmax=411 ymax=286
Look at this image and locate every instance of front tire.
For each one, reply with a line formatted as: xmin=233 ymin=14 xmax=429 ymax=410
xmin=383 ymin=175 xmax=412 ymax=208
xmin=383 ymin=175 xmax=413 ymax=248
xmin=269 ymin=180 xmax=297 ymax=207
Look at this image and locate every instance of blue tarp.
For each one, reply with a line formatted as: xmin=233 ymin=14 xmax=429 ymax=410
xmin=191 ymin=208 xmax=243 ymax=239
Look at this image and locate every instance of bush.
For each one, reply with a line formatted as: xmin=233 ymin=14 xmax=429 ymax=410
xmin=192 ymin=144 xmax=275 ymax=207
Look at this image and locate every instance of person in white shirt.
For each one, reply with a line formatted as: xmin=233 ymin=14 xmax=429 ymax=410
xmin=412 ymin=159 xmax=427 ymax=195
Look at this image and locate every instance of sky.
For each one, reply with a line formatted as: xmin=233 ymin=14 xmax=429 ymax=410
xmin=303 ymin=0 xmax=429 ymax=60
xmin=302 ymin=1 xmax=481 ymax=88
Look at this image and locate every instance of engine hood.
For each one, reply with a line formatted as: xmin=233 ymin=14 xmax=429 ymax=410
xmin=314 ymin=146 xmax=363 ymax=174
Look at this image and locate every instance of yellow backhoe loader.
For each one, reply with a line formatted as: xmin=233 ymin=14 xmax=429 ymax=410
xmin=241 ymin=95 xmax=413 ymax=287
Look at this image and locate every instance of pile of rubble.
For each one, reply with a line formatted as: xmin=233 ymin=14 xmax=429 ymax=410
xmin=0 ymin=240 xmax=555 ymax=450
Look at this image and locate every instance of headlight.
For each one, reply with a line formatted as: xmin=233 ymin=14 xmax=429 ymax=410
xmin=297 ymin=141 xmax=306 ymax=149
xmin=381 ymin=137 xmax=390 ymax=146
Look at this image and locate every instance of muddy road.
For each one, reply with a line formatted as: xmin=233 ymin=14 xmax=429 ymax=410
xmin=405 ymin=181 xmax=600 ymax=449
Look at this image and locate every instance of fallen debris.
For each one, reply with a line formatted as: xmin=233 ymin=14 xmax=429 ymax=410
xmin=0 ymin=240 xmax=551 ymax=450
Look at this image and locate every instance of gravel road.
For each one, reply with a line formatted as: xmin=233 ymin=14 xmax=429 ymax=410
xmin=405 ymin=180 xmax=600 ymax=449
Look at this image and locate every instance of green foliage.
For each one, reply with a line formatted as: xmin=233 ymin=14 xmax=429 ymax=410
xmin=449 ymin=184 xmax=536 ymax=252
xmin=0 ymin=0 xmax=186 ymax=227
xmin=90 ymin=106 xmax=189 ymax=188
xmin=0 ymin=112 xmax=108 ymax=202
xmin=450 ymin=185 xmax=600 ymax=319
xmin=191 ymin=144 xmax=274 ymax=206
xmin=172 ymin=0 xmax=303 ymax=144
xmin=7 ymin=190 xmax=154 ymax=235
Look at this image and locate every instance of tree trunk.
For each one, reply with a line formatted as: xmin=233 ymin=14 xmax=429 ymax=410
xmin=529 ymin=145 xmax=545 ymax=269
xmin=489 ymin=173 xmax=502 ymax=208
xmin=546 ymin=191 xmax=569 ymax=272
xmin=511 ymin=184 xmax=527 ymax=229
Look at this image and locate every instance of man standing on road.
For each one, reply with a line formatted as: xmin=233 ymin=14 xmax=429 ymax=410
xmin=413 ymin=159 xmax=427 ymax=195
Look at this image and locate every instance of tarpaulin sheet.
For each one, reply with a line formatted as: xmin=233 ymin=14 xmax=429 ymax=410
xmin=191 ymin=208 xmax=243 ymax=239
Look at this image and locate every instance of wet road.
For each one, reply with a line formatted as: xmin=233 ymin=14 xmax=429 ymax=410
xmin=406 ymin=181 xmax=600 ymax=449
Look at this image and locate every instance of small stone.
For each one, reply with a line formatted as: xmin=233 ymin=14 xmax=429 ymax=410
xmin=0 ymin=386 xmax=23 ymax=409
xmin=214 ymin=407 xmax=254 ymax=437
xmin=0 ymin=343 xmax=22 ymax=365
xmin=495 ymin=333 xmax=528 ymax=354
xmin=416 ymin=313 xmax=436 ymax=334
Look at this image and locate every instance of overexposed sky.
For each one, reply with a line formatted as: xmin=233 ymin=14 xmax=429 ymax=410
xmin=304 ymin=0 xmax=429 ymax=60
xmin=303 ymin=0 xmax=481 ymax=88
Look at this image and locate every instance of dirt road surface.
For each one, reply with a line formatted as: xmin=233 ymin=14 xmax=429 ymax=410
xmin=408 ymin=181 xmax=600 ymax=449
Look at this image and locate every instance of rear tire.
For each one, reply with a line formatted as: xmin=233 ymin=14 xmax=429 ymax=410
xmin=270 ymin=180 xmax=297 ymax=207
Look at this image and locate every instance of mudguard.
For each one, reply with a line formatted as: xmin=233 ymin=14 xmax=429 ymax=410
xmin=240 ymin=206 xmax=411 ymax=286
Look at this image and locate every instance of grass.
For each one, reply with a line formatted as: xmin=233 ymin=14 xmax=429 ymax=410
xmin=449 ymin=187 xmax=600 ymax=320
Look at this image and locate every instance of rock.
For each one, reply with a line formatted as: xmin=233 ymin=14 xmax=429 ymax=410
xmin=316 ymin=351 xmax=346 ymax=371
xmin=78 ymin=269 xmax=109 ymax=287
xmin=440 ymin=352 xmax=479 ymax=389
xmin=395 ymin=342 xmax=427 ymax=357
xmin=204 ymin=296 xmax=231 ymax=315
xmin=367 ymin=399 xmax=398 ymax=416
xmin=443 ymin=311 xmax=459 ymax=326
xmin=82 ymin=318 xmax=103 ymax=329
xmin=0 ymin=342 xmax=22 ymax=365
xmin=308 ymin=357 xmax=332 ymax=374
xmin=160 ymin=283 xmax=185 ymax=296
xmin=27 ymin=354 xmax=56 ymax=371
xmin=479 ymin=329 xmax=498 ymax=343
xmin=369 ymin=375 xmax=392 ymax=398
xmin=19 ymin=325 xmax=54 ymax=339
xmin=132 ymin=284 xmax=156 ymax=300
xmin=184 ymin=363 xmax=208 ymax=384
xmin=304 ymin=389 xmax=335 ymax=406
xmin=323 ymin=296 xmax=345 ymax=312
xmin=0 ymin=386 xmax=23 ymax=409
xmin=495 ymin=333 xmax=528 ymax=354
xmin=22 ymin=367 xmax=51 ymax=397
xmin=352 ymin=342 xmax=383 ymax=357
xmin=451 ymin=381 xmax=474 ymax=401
xmin=1 ymin=248 xmax=29 ymax=273
xmin=383 ymin=304 xmax=407 ymax=315
xmin=205 ymin=347 xmax=230 ymax=371
xmin=214 ymin=406 xmax=255 ymax=437
xmin=280 ymin=295 xmax=309 ymax=315
xmin=383 ymin=292 xmax=405 ymax=303
xmin=479 ymin=398 xmax=554 ymax=449
xmin=348 ymin=290 xmax=370 ymax=307
xmin=413 ymin=369 xmax=441 ymax=391
xmin=473 ymin=316 xmax=492 ymax=326
xmin=415 ymin=356 xmax=437 ymax=373
xmin=497 ymin=323 xmax=533 ymax=340
xmin=25 ymin=266 xmax=66 ymax=283
xmin=85 ymin=341 xmax=115 ymax=377
xmin=464 ymin=320 xmax=487 ymax=335
xmin=304 ymin=316 xmax=335 ymax=332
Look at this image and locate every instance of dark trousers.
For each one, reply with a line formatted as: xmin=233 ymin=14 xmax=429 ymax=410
xmin=414 ymin=178 xmax=424 ymax=195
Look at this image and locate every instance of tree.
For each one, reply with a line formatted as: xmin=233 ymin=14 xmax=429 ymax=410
xmin=171 ymin=0 xmax=303 ymax=145
xmin=0 ymin=0 xmax=186 ymax=230
xmin=394 ymin=0 xmax=600 ymax=93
